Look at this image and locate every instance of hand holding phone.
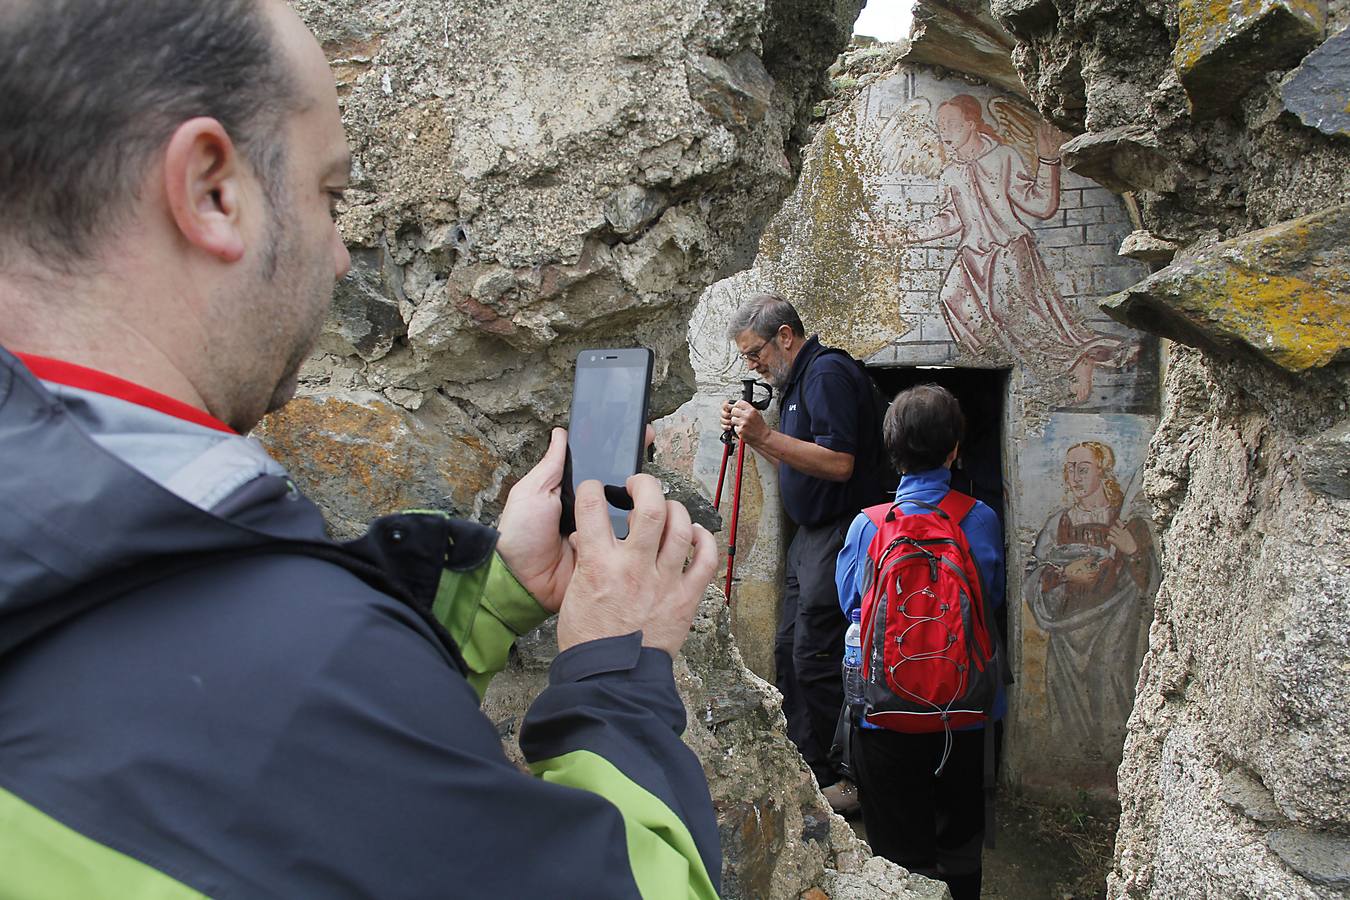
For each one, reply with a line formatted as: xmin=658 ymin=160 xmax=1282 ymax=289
xmin=557 ymin=474 xmax=718 ymax=655
xmin=562 ymin=348 xmax=653 ymax=539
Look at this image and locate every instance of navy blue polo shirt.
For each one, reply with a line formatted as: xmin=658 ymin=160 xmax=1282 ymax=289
xmin=778 ymin=336 xmax=878 ymax=527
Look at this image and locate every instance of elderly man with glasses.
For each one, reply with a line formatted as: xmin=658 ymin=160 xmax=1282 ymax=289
xmin=719 ymin=292 xmax=885 ymax=816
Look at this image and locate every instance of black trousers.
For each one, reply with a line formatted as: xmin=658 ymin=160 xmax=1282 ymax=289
xmin=774 ymin=516 xmax=851 ymax=787
xmin=854 ymin=725 xmax=998 ymax=900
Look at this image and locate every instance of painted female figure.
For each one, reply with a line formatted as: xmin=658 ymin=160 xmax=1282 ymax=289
xmin=905 ymin=95 xmax=1127 ymax=402
xmin=1025 ymin=441 xmax=1159 ymax=757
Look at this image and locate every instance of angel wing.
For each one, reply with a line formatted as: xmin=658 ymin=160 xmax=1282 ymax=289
xmin=988 ymin=96 xmax=1041 ymax=176
xmin=875 ymin=98 xmax=942 ymax=179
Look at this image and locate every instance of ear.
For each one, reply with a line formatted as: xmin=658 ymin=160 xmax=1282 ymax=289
xmin=163 ymin=117 xmax=249 ymax=263
xmin=944 ymin=443 xmax=960 ymax=468
xmin=776 ymin=323 xmax=794 ymax=349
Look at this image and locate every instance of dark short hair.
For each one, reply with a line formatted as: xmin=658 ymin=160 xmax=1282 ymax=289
xmin=725 ymin=293 xmax=806 ymax=341
xmin=0 ymin=0 xmax=297 ymax=266
xmin=883 ymin=384 xmax=966 ymax=473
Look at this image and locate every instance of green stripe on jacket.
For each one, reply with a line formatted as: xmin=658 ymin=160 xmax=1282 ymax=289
xmin=530 ymin=751 xmax=720 ymax=900
xmin=431 ymin=551 xmax=549 ymax=698
xmin=0 ymin=785 xmax=206 ymax=899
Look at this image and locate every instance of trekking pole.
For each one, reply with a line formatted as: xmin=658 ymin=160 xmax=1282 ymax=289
xmin=723 ymin=379 xmax=773 ymax=605
xmin=712 ymin=423 xmax=735 ymax=512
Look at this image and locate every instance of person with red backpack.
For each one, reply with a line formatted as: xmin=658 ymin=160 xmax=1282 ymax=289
xmin=834 ymin=384 xmax=1007 ymax=900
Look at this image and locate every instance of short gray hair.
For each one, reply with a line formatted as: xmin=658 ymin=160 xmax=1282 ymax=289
xmin=0 ymin=0 xmax=298 ymax=266
xmin=725 ymin=293 xmax=806 ymax=342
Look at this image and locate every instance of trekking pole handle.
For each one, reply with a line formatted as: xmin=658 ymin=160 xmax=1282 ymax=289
xmin=723 ymin=380 xmax=773 ymax=444
xmin=746 ymin=379 xmax=773 ymax=410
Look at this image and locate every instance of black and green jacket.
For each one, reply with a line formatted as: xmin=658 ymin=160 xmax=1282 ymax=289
xmin=0 ymin=347 xmax=721 ymax=898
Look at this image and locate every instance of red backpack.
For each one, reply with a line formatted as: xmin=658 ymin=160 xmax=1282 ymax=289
xmin=856 ymin=491 xmax=1000 ymax=736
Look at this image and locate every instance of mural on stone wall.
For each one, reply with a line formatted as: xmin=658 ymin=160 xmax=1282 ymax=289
xmin=1019 ymin=414 xmax=1159 ymax=766
xmin=659 ymin=63 xmax=1164 ymax=796
xmin=879 ymin=94 xmax=1137 ymax=403
xmin=1026 ymin=439 xmax=1159 ymax=752
xmin=852 ymin=69 xmax=1158 ymax=414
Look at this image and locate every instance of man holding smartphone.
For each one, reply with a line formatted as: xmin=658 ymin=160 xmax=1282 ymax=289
xmin=720 ymin=293 xmax=884 ymax=815
xmin=0 ymin=2 xmax=721 ymax=897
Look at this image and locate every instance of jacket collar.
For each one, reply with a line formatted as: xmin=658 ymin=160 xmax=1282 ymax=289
xmin=782 ymin=334 xmax=823 ymax=397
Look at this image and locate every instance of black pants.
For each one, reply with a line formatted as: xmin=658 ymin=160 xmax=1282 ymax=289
xmin=854 ymin=725 xmax=998 ymax=900
xmin=774 ymin=516 xmax=850 ymax=787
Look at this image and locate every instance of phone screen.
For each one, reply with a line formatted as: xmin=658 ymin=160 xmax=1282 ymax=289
xmin=567 ymin=348 xmax=653 ymax=539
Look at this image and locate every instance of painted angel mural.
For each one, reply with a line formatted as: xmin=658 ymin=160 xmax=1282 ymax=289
xmin=1024 ymin=441 xmax=1159 ymax=755
xmin=876 ymin=94 xmax=1135 ymax=403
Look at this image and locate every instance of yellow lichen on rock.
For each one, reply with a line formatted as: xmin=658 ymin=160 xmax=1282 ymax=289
xmin=1103 ymin=203 xmax=1350 ymax=372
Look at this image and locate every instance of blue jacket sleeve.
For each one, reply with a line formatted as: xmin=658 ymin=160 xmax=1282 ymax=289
xmin=962 ymin=501 xmax=1006 ymax=610
xmin=835 ymin=512 xmax=874 ymax=618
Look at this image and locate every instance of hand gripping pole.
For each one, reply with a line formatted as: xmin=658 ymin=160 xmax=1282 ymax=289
xmin=722 ymin=378 xmax=772 ymax=605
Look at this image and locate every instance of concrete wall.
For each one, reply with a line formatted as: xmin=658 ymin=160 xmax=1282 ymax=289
xmin=656 ymin=59 xmax=1162 ymax=800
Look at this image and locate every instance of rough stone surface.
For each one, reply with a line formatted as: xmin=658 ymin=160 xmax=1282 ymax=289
xmin=1267 ymin=829 xmax=1350 ymax=888
xmin=648 ymin=460 xmax=724 ymax=532
xmin=907 ymin=0 xmax=1025 ymax=97
xmin=254 ymin=392 xmax=503 ymax=538
xmin=989 ymin=2 xmax=1350 ymax=896
xmin=278 ymin=0 xmax=866 ymax=525
xmin=1060 ymin=124 xmax=1185 ymax=194
xmin=1219 ymin=767 xmax=1284 ymax=825
xmin=1103 ymin=203 xmax=1350 ymax=372
xmin=480 ymin=593 xmax=947 ymax=899
xmin=1281 ymin=25 xmax=1350 ymax=137
xmin=1119 ymin=230 xmax=1180 ymax=264
xmin=1302 ymin=421 xmax=1350 ymax=499
xmin=1108 ymin=348 xmax=1350 ymax=899
xmin=1173 ymin=0 xmax=1327 ymax=116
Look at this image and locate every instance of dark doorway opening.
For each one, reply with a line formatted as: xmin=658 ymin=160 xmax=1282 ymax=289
xmin=865 ymin=366 xmax=1009 ymax=536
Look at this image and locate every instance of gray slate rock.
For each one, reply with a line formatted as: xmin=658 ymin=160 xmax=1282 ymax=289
xmin=1301 ymin=421 xmax=1350 ymax=500
xmin=1282 ymin=28 xmax=1350 ymax=139
xmin=1267 ymin=829 xmax=1350 ymax=888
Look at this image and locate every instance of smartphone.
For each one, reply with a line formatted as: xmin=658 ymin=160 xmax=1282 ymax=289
xmin=565 ymin=348 xmax=654 ymax=539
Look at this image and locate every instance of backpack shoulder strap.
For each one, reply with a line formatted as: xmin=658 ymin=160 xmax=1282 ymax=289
xmin=937 ymin=489 xmax=976 ymax=523
xmin=793 ymin=346 xmax=840 ymax=426
xmin=862 ymin=502 xmax=891 ymax=528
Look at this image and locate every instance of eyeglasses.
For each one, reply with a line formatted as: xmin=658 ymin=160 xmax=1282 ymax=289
xmin=738 ymin=340 xmax=771 ymax=363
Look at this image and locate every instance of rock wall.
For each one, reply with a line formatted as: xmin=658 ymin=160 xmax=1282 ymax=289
xmin=986 ymin=0 xmax=1350 ymax=894
xmin=257 ymin=1 xmax=952 ymax=896
xmin=271 ymin=0 xmax=867 ymax=529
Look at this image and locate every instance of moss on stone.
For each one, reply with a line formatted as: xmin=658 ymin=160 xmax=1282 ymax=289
xmin=755 ymin=114 xmax=903 ymax=358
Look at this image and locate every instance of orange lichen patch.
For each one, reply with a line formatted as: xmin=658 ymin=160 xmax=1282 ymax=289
xmin=1173 ymin=0 xmax=1322 ymax=72
xmin=324 ymin=35 xmax=384 ymax=94
xmin=432 ymin=433 xmax=499 ymax=502
xmin=257 ymin=395 xmax=498 ymax=519
xmin=1199 ymin=269 xmax=1347 ymax=370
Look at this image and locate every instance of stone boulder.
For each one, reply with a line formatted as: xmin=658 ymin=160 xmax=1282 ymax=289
xmin=1173 ymin=0 xmax=1326 ymax=116
xmin=278 ymin=0 xmax=867 ymax=522
xmin=908 ymin=0 xmax=1024 ymax=98
xmin=1281 ymin=26 xmax=1350 ymax=138
xmin=1102 ymin=202 xmax=1350 ymax=372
